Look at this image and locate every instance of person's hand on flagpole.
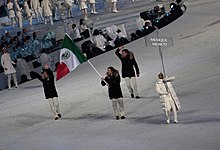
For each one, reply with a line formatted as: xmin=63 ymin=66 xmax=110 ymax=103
xmin=101 ymin=77 xmax=109 ymax=87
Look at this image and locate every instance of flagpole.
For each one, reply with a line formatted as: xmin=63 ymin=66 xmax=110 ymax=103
xmin=87 ymin=60 xmax=108 ymax=85
xmin=88 ymin=60 xmax=102 ymax=77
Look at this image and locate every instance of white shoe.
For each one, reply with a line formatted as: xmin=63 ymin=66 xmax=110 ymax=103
xmin=174 ymin=120 xmax=179 ymax=124
xmin=84 ymin=17 xmax=89 ymax=20
xmin=8 ymin=87 xmax=12 ymax=90
xmin=112 ymin=10 xmax=119 ymax=13
xmin=166 ymin=119 xmax=170 ymax=124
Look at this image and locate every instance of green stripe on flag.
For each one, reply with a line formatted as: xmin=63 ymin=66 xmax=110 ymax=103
xmin=61 ymin=34 xmax=87 ymax=63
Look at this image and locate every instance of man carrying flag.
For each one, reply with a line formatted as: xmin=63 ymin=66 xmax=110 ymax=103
xmin=56 ymin=34 xmax=87 ymax=80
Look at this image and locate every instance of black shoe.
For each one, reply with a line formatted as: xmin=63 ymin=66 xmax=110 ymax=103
xmin=58 ymin=114 xmax=61 ymax=118
xmin=121 ymin=116 xmax=125 ymax=119
xmin=116 ymin=116 xmax=119 ymax=120
xmin=55 ymin=117 xmax=59 ymax=120
xmin=131 ymin=94 xmax=134 ymax=98
xmin=136 ymin=96 xmax=140 ymax=99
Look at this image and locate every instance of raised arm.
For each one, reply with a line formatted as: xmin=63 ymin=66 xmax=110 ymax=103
xmin=115 ymin=46 xmax=124 ymax=60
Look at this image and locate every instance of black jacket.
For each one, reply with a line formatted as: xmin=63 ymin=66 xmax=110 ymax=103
xmin=101 ymin=70 xmax=123 ymax=99
xmin=40 ymin=68 xmax=58 ymax=99
xmin=115 ymin=49 xmax=140 ymax=78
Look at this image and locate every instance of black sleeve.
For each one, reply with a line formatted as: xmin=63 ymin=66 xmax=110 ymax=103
xmin=115 ymin=75 xmax=121 ymax=84
xmin=101 ymin=77 xmax=108 ymax=86
xmin=133 ymin=58 xmax=140 ymax=75
xmin=30 ymin=71 xmax=43 ymax=82
xmin=115 ymin=48 xmax=122 ymax=60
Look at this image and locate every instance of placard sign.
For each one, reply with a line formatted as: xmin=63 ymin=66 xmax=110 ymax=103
xmin=145 ymin=36 xmax=173 ymax=47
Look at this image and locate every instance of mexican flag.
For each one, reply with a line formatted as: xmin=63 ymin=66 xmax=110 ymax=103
xmin=56 ymin=34 xmax=87 ymax=80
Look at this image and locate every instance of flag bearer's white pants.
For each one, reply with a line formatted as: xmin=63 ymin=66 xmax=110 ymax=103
xmin=111 ymin=98 xmax=125 ymax=117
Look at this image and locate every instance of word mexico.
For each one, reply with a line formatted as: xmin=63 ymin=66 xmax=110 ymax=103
xmin=145 ymin=36 xmax=173 ymax=47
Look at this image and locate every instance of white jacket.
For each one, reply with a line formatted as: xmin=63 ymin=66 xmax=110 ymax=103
xmin=1 ymin=53 xmax=16 ymax=75
xmin=93 ymin=35 xmax=107 ymax=51
xmin=156 ymin=76 xmax=181 ymax=111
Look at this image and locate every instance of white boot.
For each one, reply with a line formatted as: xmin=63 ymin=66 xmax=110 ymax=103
xmin=112 ymin=3 xmax=118 ymax=13
xmin=91 ymin=4 xmax=98 ymax=14
xmin=50 ymin=16 xmax=53 ymax=25
xmin=29 ymin=16 xmax=33 ymax=26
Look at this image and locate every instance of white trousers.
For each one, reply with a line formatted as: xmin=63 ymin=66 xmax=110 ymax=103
xmin=111 ymin=98 xmax=125 ymax=117
xmin=164 ymin=97 xmax=178 ymax=122
xmin=48 ymin=97 xmax=60 ymax=118
xmin=125 ymin=77 xmax=139 ymax=96
xmin=7 ymin=73 xmax=18 ymax=88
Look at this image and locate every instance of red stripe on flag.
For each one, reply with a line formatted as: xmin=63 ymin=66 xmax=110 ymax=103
xmin=56 ymin=62 xmax=70 ymax=80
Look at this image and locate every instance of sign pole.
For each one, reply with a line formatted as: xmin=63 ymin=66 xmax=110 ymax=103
xmin=156 ymin=29 xmax=166 ymax=77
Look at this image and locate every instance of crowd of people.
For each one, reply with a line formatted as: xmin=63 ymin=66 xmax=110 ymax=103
xmin=4 ymin=0 xmax=121 ymax=28
xmin=0 ymin=0 xmax=184 ymax=124
xmin=0 ymin=27 xmax=56 ymax=63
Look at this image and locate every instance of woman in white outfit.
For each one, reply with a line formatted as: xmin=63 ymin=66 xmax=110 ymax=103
xmin=1 ymin=47 xmax=19 ymax=90
xmin=41 ymin=0 xmax=53 ymax=25
xmin=14 ymin=0 xmax=23 ymax=28
xmin=30 ymin=0 xmax=44 ymax=22
xmin=23 ymin=0 xmax=33 ymax=25
xmin=155 ymin=72 xmax=181 ymax=124
xmin=6 ymin=0 xmax=16 ymax=26
xmin=89 ymin=0 xmax=98 ymax=14
xmin=79 ymin=0 xmax=88 ymax=20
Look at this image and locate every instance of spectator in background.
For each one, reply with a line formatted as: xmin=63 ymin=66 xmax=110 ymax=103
xmin=70 ymin=23 xmax=83 ymax=43
xmin=16 ymin=54 xmax=32 ymax=82
xmin=130 ymin=33 xmax=139 ymax=41
xmin=142 ymin=20 xmax=156 ymax=36
xmin=22 ymin=28 xmax=29 ymax=42
xmin=92 ymin=29 xmax=107 ymax=52
xmin=5 ymin=32 xmax=12 ymax=44
xmin=115 ymin=46 xmax=140 ymax=99
xmin=79 ymin=18 xmax=90 ymax=39
xmin=1 ymin=47 xmax=19 ymax=90
xmin=101 ymin=66 xmax=125 ymax=120
xmin=1 ymin=35 xmax=7 ymax=45
xmin=17 ymin=31 xmax=23 ymax=45
xmin=114 ymin=29 xmax=129 ymax=47
xmin=32 ymin=32 xmax=42 ymax=57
